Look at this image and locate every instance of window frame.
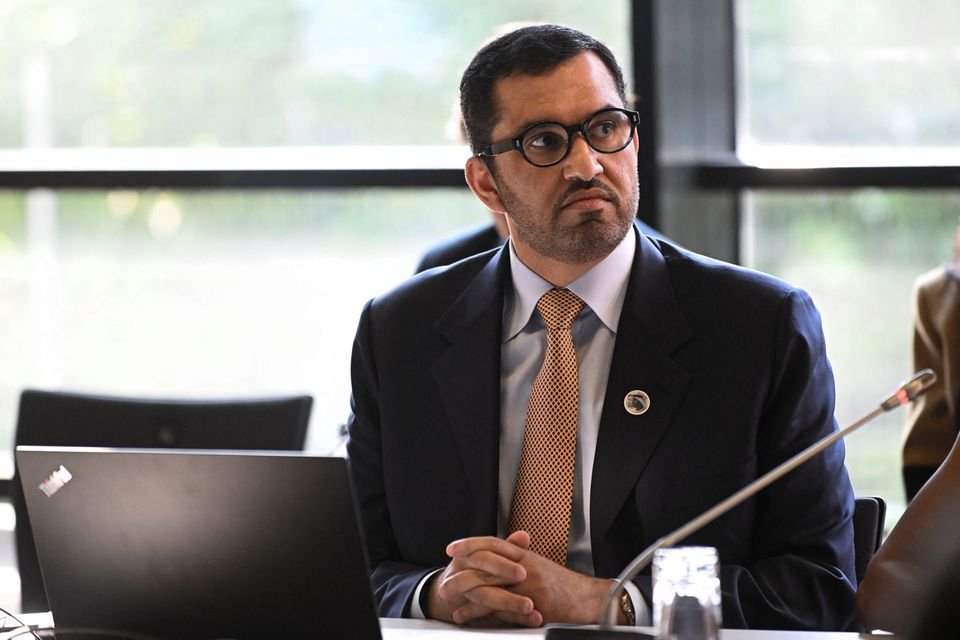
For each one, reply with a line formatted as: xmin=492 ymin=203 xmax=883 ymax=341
xmin=0 ymin=0 xmax=956 ymax=501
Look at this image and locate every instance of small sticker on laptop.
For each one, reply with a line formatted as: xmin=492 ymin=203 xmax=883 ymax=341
xmin=39 ymin=465 xmax=73 ymax=497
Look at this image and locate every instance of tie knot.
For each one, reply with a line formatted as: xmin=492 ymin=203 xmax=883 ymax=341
xmin=536 ymin=288 xmax=585 ymax=331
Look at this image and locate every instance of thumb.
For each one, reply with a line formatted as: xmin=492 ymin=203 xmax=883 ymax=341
xmin=506 ymin=529 xmax=531 ymax=549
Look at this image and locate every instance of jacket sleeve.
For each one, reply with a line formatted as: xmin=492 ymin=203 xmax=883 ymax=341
xmin=345 ymin=300 xmax=436 ymax=617
xmin=608 ymin=286 xmax=857 ymax=632
xmin=902 ymin=275 xmax=953 ymax=476
xmin=720 ymin=288 xmax=857 ymax=630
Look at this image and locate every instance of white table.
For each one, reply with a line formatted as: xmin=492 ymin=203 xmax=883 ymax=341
xmin=2 ymin=614 xmax=892 ymax=639
xmin=379 ymin=618 xmax=892 ymax=639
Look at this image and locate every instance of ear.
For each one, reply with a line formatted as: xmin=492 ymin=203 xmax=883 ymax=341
xmin=465 ymin=156 xmax=507 ymax=214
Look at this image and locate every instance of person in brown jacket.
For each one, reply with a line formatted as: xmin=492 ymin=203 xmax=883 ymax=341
xmin=901 ymin=225 xmax=960 ymax=500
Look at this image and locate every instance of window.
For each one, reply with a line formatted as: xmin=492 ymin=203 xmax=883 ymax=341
xmin=0 ymin=1 xmax=630 ymax=470
xmin=0 ymin=1 xmax=629 ymax=148
xmin=737 ymin=0 xmax=960 ymax=163
xmin=737 ymin=1 xmax=960 ymax=516
xmin=0 ymin=188 xmax=490 ymax=463
xmin=743 ymin=190 xmax=958 ymax=507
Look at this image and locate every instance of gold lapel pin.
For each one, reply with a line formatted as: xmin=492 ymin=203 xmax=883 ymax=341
xmin=623 ymin=390 xmax=651 ymax=416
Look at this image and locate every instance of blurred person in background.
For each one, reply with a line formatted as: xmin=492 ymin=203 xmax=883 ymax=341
xmin=901 ymin=223 xmax=960 ymax=500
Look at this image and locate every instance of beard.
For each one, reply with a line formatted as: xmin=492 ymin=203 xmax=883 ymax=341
xmin=498 ymin=177 xmax=639 ymax=265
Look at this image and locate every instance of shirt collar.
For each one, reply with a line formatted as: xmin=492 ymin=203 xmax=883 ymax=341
xmin=504 ymin=225 xmax=636 ymax=341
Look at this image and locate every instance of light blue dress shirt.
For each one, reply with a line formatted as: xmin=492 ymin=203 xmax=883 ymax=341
xmin=498 ymin=229 xmax=635 ymax=571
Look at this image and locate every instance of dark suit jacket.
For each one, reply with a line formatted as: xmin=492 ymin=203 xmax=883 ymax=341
xmin=415 ymin=224 xmax=504 ymax=273
xmin=347 ymin=225 xmax=857 ymax=631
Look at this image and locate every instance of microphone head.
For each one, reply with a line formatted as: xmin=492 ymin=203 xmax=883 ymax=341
xmin=880 ymin=369 xmax=938 ymax=411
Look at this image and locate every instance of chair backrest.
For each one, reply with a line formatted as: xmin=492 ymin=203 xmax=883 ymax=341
xmin=12 ymin=388 xmax=313 ymax=612
xmin=853 ymin=495 xmax=887 ymax=584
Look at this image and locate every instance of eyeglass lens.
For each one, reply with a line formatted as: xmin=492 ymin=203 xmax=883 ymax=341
xmin=521 ymin=109 xmax=633 ymax=166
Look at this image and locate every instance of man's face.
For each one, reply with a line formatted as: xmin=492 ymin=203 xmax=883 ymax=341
xmin=472 ymin=52 xmax=639 ymax=268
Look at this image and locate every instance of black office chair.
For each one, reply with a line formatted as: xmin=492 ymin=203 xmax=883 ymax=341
xmin=852 ymin=495 xmax=887 ymax=585
xmin=12 ymin=388 xmax=313 ymax=612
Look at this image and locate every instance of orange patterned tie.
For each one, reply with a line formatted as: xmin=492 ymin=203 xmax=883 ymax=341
xmin=509 ymin=288 xmax=585 ymax=565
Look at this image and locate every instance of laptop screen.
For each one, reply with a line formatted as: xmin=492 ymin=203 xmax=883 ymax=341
xmin=16 ymin=446 xmax=382 ymax=640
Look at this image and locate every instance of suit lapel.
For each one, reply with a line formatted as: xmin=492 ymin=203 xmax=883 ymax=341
xmin=591 ymin=230 xmax=694 ymax=551
xmin=431 ymin=249 xmax=510 ymax=535
xmin=424 ymin=232 xmax=694 ymax=545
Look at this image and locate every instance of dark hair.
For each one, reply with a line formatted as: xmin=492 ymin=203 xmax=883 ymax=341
xmin=459 ymin=24 xmax=628 ymax=156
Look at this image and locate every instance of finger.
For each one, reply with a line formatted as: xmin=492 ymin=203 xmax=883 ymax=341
xmin=439 ymin=563 xmax=524 ymax=600
xmin=490 ymin=608 xmax=544 ymax=628
xmin=448 ymin=549 xmax=526 ymax=583
xmin=451 ymin=601 xmax=495 ymax=626
xmin=462 ymin=614 xmax=510 ymax=628
xmin=447 ymin=536 xmax=528 ymax=562
xmin=505 ymin=529 xmax=531 ymax=549
xmin=459 ymin=584 xmax=535 ymax=615
xmin=451 ymin=590 xmax=536 ymax=625
xmin=457 ymin=606 xmax=543 ymax=629
xmin=455 ymin=603 xmax=543 ymax=628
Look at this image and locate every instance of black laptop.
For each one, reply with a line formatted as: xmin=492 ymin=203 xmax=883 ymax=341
xmin=15 ymin=446 xmax=382 ymax=640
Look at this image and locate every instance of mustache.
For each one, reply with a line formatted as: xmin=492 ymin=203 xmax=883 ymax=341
xmin=556 ymin=179 xmax=620 ymax=208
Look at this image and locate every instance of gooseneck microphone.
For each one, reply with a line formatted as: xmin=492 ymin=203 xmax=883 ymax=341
xmin=545 ymin=369 xmax=938 ymax=639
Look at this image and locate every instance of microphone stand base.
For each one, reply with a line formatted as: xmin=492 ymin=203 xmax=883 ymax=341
xmin=544 ymin=624 xmax=656 ymax=639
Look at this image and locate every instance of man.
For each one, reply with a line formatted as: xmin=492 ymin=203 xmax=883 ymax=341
xmin=347 ymin=24 xmax=856 ymax=631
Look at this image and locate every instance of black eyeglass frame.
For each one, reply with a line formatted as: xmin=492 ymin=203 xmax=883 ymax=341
xmin=477 ymin=107 xmax=640 ymax=168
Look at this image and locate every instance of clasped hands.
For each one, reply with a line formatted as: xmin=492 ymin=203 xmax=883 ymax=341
xmin=426 ymin=530 xmax=617 ymax=627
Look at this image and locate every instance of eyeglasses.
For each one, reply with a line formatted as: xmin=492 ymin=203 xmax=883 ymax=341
xmin=477 ymin=107 xmax=640 ymax=168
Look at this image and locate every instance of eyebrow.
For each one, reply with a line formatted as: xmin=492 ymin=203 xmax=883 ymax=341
xmin=511 ymin=103 xmax=622 ymax=136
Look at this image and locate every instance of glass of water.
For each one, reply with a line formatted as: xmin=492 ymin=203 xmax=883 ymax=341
xmin=652 ymin=546 xmax=722 ymax=640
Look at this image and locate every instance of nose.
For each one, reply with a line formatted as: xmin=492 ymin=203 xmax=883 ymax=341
xmin=561 ymin=133 xmax=603 ymax=182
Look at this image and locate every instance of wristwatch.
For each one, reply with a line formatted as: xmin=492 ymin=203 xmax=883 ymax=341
xmin=619 ymin=590 xmax=636 ymax=626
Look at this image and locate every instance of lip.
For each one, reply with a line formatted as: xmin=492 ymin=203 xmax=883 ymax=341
xmin=561 ymin=189 xmax=612 ymax=210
